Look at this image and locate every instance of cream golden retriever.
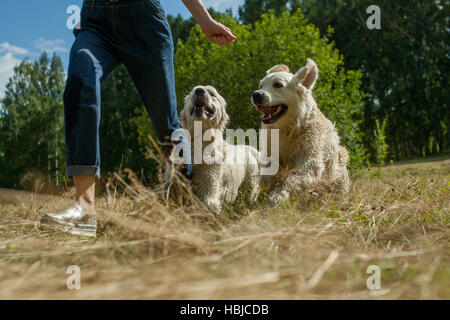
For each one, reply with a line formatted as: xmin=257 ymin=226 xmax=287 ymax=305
xmin=251 ymin=59 xmax=350 ymax=204
xmin=180 ymin=86 xmax=260 ymax=213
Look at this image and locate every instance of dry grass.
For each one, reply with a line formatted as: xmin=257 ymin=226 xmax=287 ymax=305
xmin=0 ymin=156 xmax=448 ymax=299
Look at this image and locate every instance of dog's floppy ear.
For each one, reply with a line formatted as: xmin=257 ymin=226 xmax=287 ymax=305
xmin=179 ymin=108 xmax=188 ymax=129
xmin=294 ymin=58 xmax=318 ymax=90
xmin=266 ymin=64 xmax=290 ymax=75
xmin=217 ymin=102 xmax=230 ymax=132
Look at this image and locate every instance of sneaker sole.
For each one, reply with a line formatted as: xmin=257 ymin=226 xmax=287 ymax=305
xmin=40 ymin=216 xmax=97 ymax=238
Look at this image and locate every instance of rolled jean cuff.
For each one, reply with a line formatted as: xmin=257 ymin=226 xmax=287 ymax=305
xmin=66 ymin=165 xmax=100 ymax=178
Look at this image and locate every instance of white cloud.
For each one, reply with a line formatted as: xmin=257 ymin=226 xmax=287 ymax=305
xmin=35 ymin=38 xmax=68 ymax=53
xmin=0 ymin=38 xmax=69 ymax=98
xmin=0 ymin=42 xmax=29 ymax=98
xmin=0 ymin=42 xmax=29 ymax=56
xmin=202 ymin=0 xmax=244 ymax=14
xmin=0 ymin=52 xmax=21 ymax=97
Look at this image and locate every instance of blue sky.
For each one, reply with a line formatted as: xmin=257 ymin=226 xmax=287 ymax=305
xmin=0 ymin=0 xmax=244 ymax=97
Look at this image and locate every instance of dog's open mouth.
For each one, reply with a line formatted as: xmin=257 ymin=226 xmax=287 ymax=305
xmin=193 ymin=101 xmax=214 ymax=118
xmin=255 ymin=104 xmax=288 ymax=124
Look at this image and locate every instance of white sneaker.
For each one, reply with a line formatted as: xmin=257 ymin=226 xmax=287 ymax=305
xmin=40 ymin=202 xmax=97 ymax=237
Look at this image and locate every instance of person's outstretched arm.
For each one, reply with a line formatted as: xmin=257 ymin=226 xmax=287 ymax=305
xmin=182 ymin=0 xmax=236 ymax=46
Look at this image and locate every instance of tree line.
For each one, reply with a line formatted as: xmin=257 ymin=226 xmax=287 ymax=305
xmin=0 ymin=0 xmax=448 ymax=189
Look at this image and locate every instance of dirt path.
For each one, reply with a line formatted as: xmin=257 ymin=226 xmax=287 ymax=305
xmin=0 ymin=188 xmax=72 ymax=208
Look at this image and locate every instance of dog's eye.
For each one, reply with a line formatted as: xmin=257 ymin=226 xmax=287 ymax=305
xmin=274 ymin=82 xmax=284 ymax=88
xmin=259 ymin=84 xmax=262 ymax=89
xmin=208 ymin=90 xmax=216 ymax=97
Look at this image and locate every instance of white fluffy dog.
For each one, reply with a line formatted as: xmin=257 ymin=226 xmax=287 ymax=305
xmin=180 ymin=86 xmax=260 ymax=213
xmin=251 ymin=59 xmax=350 ymax=204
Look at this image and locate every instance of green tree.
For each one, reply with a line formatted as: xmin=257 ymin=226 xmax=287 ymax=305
xmin=293 ymin=0 xmax=449 ymax=159
xmin=101 ymin=66 xmax=139 ymax=173
xmin=100 ymin=65 xmax=159 ymax=185
xmin=167 ymin=14 xmax=197 ymax=48
xmin=174 ymin=10 xmax=367 ymax=168
xmin=238 ymin=0 xmax=289 ymax=24
xmin=238 ymin=0 xmax=449 ymax=161
xmin=0 ymin=53 xmax=66 ymax=188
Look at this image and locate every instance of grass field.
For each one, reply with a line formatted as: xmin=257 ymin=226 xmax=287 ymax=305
xmin=0 ymin=156 xmax=448 ymax=299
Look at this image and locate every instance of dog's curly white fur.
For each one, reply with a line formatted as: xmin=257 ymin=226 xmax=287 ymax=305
xmin=181 ymin=86 xmax=261 ymax=213
xmin=252 ymin=59 xmax=350 ymax=204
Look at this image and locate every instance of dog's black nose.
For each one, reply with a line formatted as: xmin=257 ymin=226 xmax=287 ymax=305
xmin=195 ymin=87 xmax=205 ymax=97
xmin=252 ymin=91 xmax=264 ymax=105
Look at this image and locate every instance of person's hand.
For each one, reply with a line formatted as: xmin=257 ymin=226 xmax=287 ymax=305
xmin=200 ymin=19 xmax=236 ymax=46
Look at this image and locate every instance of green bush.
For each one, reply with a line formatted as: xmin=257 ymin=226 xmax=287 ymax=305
xmin=174 ymin=10 xmax=368 ymax=169
xmin=372 ymin=119 xmax=389 ymax=165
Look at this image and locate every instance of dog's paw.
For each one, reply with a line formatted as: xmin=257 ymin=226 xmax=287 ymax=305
xmin=268 ymin=189 xmax=290 ymax=206
xmin=205 ymin=198 xmax=222 ymax=214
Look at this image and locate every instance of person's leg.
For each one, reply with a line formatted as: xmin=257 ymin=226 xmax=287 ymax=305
xmin=40 ymin=4 xmax=121 ymax=236
xmin=120 ymin=2 xmax=178 ymax=142
xmin=64 ymin=30 xmax=120 ymax=211
xmin=74 ymin=176 xmax=96 ymax=212
xmin=113 ymin=1 xmax=191 ymax=179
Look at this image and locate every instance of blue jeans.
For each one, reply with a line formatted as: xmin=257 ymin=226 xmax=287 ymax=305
xmin=64 ymin=0 xmax=180 ymax=178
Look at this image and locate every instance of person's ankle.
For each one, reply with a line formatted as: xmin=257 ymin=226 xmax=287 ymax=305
xmin=76 ymin=200 xmax=96 ymax=214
